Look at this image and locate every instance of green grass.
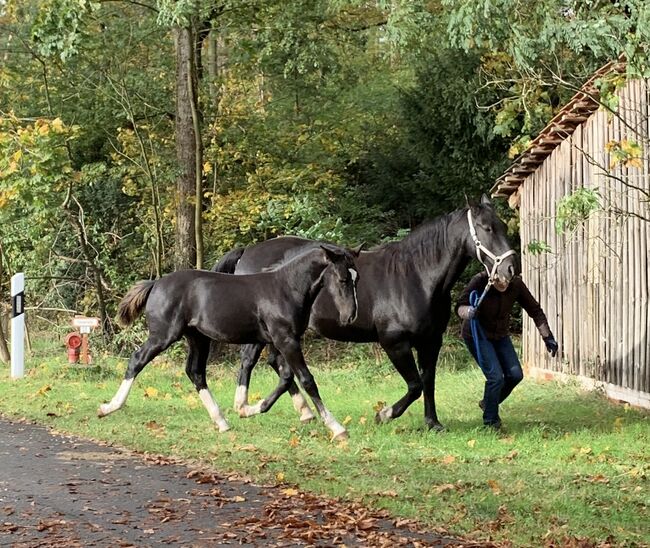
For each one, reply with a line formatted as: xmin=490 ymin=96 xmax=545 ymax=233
xmin=0 ymin=337 xmax=648 ymax=546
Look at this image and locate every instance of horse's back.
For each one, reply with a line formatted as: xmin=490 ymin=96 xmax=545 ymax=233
xmin=235 ymin=236 xmax=319 ymax=274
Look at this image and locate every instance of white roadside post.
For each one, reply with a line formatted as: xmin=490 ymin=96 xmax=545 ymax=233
xmin=10 ymin=272 xmax=25 ymax=379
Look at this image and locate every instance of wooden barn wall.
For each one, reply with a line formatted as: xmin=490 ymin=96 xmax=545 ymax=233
xmin=519 ymin=78 xmax=649 ymax=400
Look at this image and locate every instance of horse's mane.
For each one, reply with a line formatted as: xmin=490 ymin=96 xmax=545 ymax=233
xmin=261 ymin=244 xmax=321 ymax=273
xmin=371 ymin=208 xmax=467 ymax=273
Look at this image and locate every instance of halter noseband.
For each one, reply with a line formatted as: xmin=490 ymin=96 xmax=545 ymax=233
xmin=467 ymin=209 xmax=516 ymax=288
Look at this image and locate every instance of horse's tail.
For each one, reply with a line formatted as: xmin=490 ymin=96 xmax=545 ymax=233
xmin=116 ymin=280 xmax=155 ymax=327
xmin=212 ymin=247 xmax=245 ymax=273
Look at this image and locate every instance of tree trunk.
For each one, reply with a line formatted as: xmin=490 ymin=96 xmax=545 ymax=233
xmin=0 ymin=246 xmax=10 ymax=364
xmin=173 ymin=25 xmax=198 ymax=270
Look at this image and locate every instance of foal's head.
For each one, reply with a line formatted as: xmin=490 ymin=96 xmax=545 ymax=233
xmin=465 ymin=194 xmax=518 ymax=286
xmin=320 ymin=244 xmax=359 ymax=325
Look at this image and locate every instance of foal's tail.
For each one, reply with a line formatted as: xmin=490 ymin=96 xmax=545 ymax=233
xmin=116 ymin=280 xmax=155 ymax=327
xmin=212 ymin=247 xmax=245 ymax=273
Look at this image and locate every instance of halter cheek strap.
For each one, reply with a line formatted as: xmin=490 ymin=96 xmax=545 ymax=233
xmin=467 ymin=209 xmax=516 ymax=306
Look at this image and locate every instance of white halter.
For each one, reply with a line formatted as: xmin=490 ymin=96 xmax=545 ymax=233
xmin=467 ymin=209 xmax=516 ymax=283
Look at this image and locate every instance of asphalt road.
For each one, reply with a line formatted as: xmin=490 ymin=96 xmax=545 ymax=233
xmin=0 ymin=417 xmax=478 ymax=547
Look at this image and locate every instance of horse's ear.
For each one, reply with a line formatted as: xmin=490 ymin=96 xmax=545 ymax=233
xmin=348 ymin=242 xmax=365 ymax=256
xmin=465 ymin=194 xmax=478 ymax=208
xmin=480 ymin=193 xmax=493 ymax=207
xmin=320 ymin=244 xmax=343 ymax=262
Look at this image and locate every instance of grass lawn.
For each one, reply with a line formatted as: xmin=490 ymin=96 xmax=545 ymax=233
xmin=0 ymin=337 xmax=648 ymax=546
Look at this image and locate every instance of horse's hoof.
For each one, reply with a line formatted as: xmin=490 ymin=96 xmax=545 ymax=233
xmin=239 ymin=403 xmax=261 ymax=418
xmin=331 ymin=429 xmax=348 ymax=442
xmin=375 ymin=406 xmax=393 ymax=424
xmin=300 ymin=413 xmax=315 ymax=424
xmin=426 ymin=421 xmax=445 ymax=432
xmin=97 ymin=405 xmax=107 ymax=418
xmin=217 ymin=422 xmax=231 ymax=433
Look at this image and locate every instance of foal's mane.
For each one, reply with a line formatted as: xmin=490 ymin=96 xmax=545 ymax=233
xmin=372 ymin=208 xmax=468 ymax=273
xmin=261 ymin=245 xmax=321 ymax=273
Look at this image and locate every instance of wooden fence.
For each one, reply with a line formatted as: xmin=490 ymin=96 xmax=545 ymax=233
xmin=517 ymin=78 xmax=650 ymax=407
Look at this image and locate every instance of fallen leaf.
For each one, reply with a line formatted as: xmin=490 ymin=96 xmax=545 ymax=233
xmin=35 ymin=385 xmax=51 ymax=397
xmin=467 ymin=439 xmax=476 ymax=448
xmin=441 ymin=455 xmax=456 ymax=465
xmin=487 ymin=479 xmax=501 ymax=495
xmin=276 ymin=472 xmax=285 ymax=483
xmin=434 ymin=483 xmax=456 ymax=494
xmin=373 ymin=401 xmax=386 ymax=413
xmin=231 ymin=496 xmax=246 ymax=502
xmin=288 ymin=435 xmax=300 ymax=448
xmin=358 ymin=416 xmax=367 ymax=425
xmin=342 ymin=415 xmax=352 ymax=425
xmin=144 ymin=386 xmax=159 ymax=399
xmin=281 ymin=488 xmax=299 ymax=497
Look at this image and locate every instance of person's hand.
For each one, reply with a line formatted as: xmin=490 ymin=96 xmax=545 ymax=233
xmin=543 ymin=336 xmax=558 ymax=357
xmin=459 ymin=305 xmax=477 ymax=320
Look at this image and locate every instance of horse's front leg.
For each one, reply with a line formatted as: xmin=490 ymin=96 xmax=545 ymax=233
xmin=276 ymin=337 xmax=347 ymax=440
xmin=267 ymin=347 xmax=315 ymax=422
xmin=415 ymin=335 xmax=445 ymax=432
xmin=375 ymin=339 xmax=423 ymax=423
xmin=186 ymin=332 xmax=230 ymax=433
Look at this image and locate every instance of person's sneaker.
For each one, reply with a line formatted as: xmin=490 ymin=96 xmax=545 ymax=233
xmin=478 ymin=399 xmax=485 ymax=411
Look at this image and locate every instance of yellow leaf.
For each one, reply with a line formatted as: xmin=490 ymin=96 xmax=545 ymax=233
xmin=202 ymin=161 xmax=213 ymax=174
xmin=358 ymin=416 xmax=367 ymax=425
xmin=373 ymin=401 xmax=386 ymax=413
xmin=35 ymin=384 xmax=51 ymax=397
xmin=276 ymin=472 xmax=285 ymax=483
xmin=281 ymin=488 xmax=299 ymax=497
xmin=487 ymin=479 xmax=501 ymax=495
xmin=467 ymin=439 xmax=476 ymax=448
xmin=144 ymin=386 xmax=159 ymax=398
xmin=51 ymin=117 xmax=64 ymax=132
xmin=579 ymin=446 xmax=592 ymax=455
xmin=342 ymin=415 xmax=352 ymax=425
xmin=232 ymin=495 xmax=246 ymax=502
xmin=288 ymin=435 xmax=300 ymax=448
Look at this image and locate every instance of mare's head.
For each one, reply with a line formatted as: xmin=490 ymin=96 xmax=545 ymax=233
xmin=465 ymin=194 xmax=518 ymax=286
xmin=319 ymin=244 xmax=360 ymax=325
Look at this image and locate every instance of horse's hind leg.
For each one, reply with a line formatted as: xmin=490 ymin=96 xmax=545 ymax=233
xmin=186 ymin=331 xmax=230 ymax=433
xmin=416 ymin=336 xmax=444 ymax=431
xmin=233 ymin=343 xmax=264 ymax=412
xmin=98 ymin=334 xmax=175 ymax=417
xmin=239 ymin=346 xmax=315 ymax=423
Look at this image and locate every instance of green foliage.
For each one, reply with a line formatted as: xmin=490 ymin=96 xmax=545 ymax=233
xmin=527 ymin=239 xmax=552 ymax=255
xmin=555 ymin=188 xmax=601 ymax=234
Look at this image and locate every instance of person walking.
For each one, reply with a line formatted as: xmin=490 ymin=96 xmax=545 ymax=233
xmin=456 ymin=272 xmax=558 ymax=430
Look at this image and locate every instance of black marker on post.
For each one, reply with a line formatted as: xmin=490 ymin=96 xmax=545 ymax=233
xmin=11 ymin=273 xmax=24 ymax=379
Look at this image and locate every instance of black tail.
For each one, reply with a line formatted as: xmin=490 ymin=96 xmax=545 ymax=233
xmin=116 ymin=280 xmax=155 ymax=327
xmin=212 ymin=247 xmax=246 ymax=273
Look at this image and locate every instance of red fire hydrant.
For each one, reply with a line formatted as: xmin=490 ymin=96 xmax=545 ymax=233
xmin=65 ymin=332 xmax=82 ymax=364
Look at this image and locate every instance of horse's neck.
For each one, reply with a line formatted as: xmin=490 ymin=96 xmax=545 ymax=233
xmin=393 ymin=210 xmax=470 ymax=296
xmin=284 ymin=254 xmax=327 ymax=302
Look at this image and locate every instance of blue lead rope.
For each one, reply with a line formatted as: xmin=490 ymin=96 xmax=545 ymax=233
xmin=469 ymin=284 xmax=491 ymax=365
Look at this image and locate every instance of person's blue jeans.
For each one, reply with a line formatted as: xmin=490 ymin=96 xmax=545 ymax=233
xmin=463 ymin=335 xmax=524 ymax=425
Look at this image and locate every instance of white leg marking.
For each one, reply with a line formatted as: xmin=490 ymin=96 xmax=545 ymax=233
xmin=98 ymin=378 xmax=134 ymax=417
xmin=239 ymin=401 xmax=263 ymax=418
xmin=233 ymin=385 xmax=248 ymax=411
xmin=377 ymin=405 xmax=394 ymax=423
xmin=321 ymin=408 xmax=348 ymax=441
xmin=291 ymin=392 xmax=315 ymax=423
xmin=198 ymin=388 xmax=230 ymax=432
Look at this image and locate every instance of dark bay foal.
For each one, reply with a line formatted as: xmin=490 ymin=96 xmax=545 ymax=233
xmin=98 ymin=245 xmax=359 ymax=440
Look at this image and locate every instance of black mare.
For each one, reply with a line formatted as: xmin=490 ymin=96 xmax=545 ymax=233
xmin=213 ymin=196 xmax=518 ymax=431
xmin=98 ymin=245 xmax=359 ymax=440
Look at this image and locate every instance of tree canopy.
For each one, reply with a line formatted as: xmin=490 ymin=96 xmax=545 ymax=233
xmin=1 ymin=0 xmax=648 ymax=337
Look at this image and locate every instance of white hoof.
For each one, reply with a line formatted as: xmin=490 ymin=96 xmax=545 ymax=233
xmin=97 ymin=404 xmax=109 ymax=418
xmin=331 ymin=427 xmax=349 ymax=442
xmin=300 ymin=410 xmax=316 ymax=423
xmin=239 ymin=402 xmax=262 ymax=418
xmin=217 ymin=420 xmax=231 ymax=433
xmin=376 ymin=406 xmax=394 ymax=423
